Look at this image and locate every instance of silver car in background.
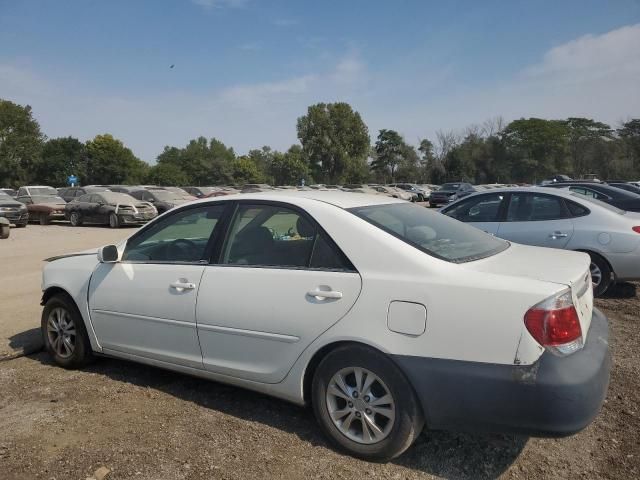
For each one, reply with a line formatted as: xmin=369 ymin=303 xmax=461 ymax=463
xmin=441 ymin=187 xmax=640 ymax=296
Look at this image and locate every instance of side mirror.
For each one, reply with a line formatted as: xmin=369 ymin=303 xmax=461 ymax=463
xmin=97 ymin=245 xmax=119 ymax=263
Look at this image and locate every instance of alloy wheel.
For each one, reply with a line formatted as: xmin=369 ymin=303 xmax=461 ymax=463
xmin=70 ymin=212 xmax=80 ymax=226
xmin=590 ymin=262 xmax=602 ymax=288
xmin=46 ymin=307 xmax=76 ymax=359
xmin=326 ymin=367 xmax=396 ymax=444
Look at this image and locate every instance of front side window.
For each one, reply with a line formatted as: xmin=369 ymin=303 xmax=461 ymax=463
xmin=76 ymin=194 xmax=91 ymax=202
xmin=350 ymin=203 xmax=508 ymax=263
xmin=123 ymin=205 xmax=225 ymax=263
xmin=506 ymin=193 xmax=565 ymax=221
xmin=222 ymin=203 xmax=353 ymax=270
xmin=443 ymin=193 xmax=505 ymax=223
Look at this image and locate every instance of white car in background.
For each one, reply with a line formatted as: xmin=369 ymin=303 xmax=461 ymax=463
xmin=441 ymin=187 xmax=640 ymax=296
xmin=40 ymin=191 xmax=610 ymax=460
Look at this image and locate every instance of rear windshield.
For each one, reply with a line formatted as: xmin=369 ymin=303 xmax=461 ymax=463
xmin=100 ymin=192 xmax=137 ymax=203
xmin=570 ymin=192 xmax=625 ymax=214
xmin=29 ymin=187 xmax=58 ymax=195
xmin=349 ymin=203 xmax=509 ymax=263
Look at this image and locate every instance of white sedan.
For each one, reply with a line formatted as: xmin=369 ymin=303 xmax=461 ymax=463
xmin=40 ymin=191 xmax=610 ymax=460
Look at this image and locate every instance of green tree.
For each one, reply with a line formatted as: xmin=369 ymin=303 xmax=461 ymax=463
xmin=618 ymin=119 xmax=640 ymax=177
xmin=34 ymin=137 xmax=87 ymax=186
xmin=248 ymin=146 xmax=274 ymax=183
xmin=296 ymin=102 xmax=370 ymax=183
xmin=85 ymin=134 xmax=148 ymax=184
xmin=269 ymin=145 xmax=309 ymax=185
xmin=0 ymin=99 xmax=45 ymax=187
xmin=146 ymin=162 xmax=189 ymax=186
xmin=563 ymin=117 xmax=613 ymax=177
xmin=371 ymin=129 xmax=405 ymax=182
xmin=231 ymin=156 xmax=263 ymax=184
xmin=500 ymin=118 xmax=569 ymax=182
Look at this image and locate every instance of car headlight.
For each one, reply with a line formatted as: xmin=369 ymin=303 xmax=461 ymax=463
xmin=448 ymin=195 xmax=457 ymax=202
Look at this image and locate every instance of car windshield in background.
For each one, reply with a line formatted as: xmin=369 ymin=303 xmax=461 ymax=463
xmin=30 ymin=187 xmax=58 ymax=195
xmin=440 ymin=183 xmax=461 ymax=190
xmin=32 ymin=195 xmax=64 ymax=203
xmin=569 ymin=192 xmax=625 ymax=214
xmin=152 ymin=190 xmax=183 ymax=201
xmin=349 ymin=203 xmax=509 ymax=263
xmin=0 ymin=192 xmax=12 ymax=199
xmin=100 ymin=192 xmax=136 ymax=204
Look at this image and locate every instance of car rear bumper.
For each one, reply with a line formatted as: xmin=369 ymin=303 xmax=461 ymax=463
xmin=393 ymin=308 xmax=610 ymax=436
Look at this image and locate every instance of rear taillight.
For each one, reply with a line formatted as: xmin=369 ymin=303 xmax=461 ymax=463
xmin=524 ymin=290 xmax=583 ymax=356
xmin=633 ymin=226 xmax=640 ymax=234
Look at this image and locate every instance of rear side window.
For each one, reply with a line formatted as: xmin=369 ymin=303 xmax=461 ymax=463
xmin=566 ymin=200 xmax=590 ymax=217
xmin=350 ymin=203 xmax=508 ymax=263
xmin=506 ymin=193 xmax=565 ymax=221
xmin=77 ymin=194 xmax=91 ymax=202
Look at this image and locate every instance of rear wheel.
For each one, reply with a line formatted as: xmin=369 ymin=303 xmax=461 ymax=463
xmin=312 ymin=344 xmax=424 ymax=461
xmin=41 ymin=294 xmax=94 ymax=369
xmin=588 ymin=252 xmax=612 ymax=297
xmin=69 ymin=211 xmax=82 ymax=227
xmin=109 ymin=213 xmax=120 ymax=228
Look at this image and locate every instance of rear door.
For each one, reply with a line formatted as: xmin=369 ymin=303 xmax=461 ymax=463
xmin=196 ymin=201 xmax=362 ymax=383
xmin=442 ymin=192 xmax=507 ymax=235
xmin=497 ymin=192 xmax=574 ymax=248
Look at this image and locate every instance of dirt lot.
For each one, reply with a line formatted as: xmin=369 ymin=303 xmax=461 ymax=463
xmin=0 ymin=226 xmax=639 ymax=479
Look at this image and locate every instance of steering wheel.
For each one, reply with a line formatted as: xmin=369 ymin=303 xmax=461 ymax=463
xmin=166 ymin=238 xmax=198 ymax=261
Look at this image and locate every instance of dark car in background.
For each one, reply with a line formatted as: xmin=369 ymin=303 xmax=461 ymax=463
xmin=543 ymin=182 xmax=640 ymax=212
xmin=17 ymin=195 xmax=67 ymax=225
xmin=606 ymin=182 xmax=640 ymax=196
xmin=130 ymin=189 xmax=189 ymax=214
xmin=65 ymin=192 xmax=157 ymax=228
xmin=58 ymin=186 xmax=111 ymax=203
xmin=428 ymin=182 xmax=475 ymax=207
xmin=0 ymin=191 xmax=28 ymax=227
xmin=154 ymin=186 xmax=196 ymax=201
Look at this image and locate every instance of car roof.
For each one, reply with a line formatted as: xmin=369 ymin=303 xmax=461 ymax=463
xmin=193 ymin=190 xmax=403 ymax=209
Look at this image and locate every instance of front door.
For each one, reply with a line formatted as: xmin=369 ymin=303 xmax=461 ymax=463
xmin=196 ymin=202 xmax=362 ymax=383
xmin=497 ymin=192 xmax=574 ymax=249
xmin=442 ymin=192 xmax=506 ymax=235
xmin=88 ymin=204 xmax=227 ymax=368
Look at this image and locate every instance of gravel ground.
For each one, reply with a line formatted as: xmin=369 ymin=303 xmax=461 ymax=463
xmin=0 ymin=230 xmax=639 ymax=479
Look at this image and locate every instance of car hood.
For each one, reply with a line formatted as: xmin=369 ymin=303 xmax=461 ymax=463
xmin=0 ymin=200 xmax=24 ymax=207
xmin=432 ymin=190 xmax=456 ymax=195
xmin=44 ymin=247 xmax=99 ymax=262
xmin=35 ymin=202 xmax=66 ymax=207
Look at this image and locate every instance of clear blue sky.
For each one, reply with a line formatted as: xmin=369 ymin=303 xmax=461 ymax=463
xmin=1 ymin=0 xmax=639 ymax=161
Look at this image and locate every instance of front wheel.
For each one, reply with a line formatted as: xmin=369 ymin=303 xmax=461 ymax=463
xmin=312 ymin=344 xmax=424 ymax=461
xmin=109 ymin=213 xmax=120 ymax=228
xmin=41 ymin=294 xmax=94 ymax=369
xmin=69 ymin=211 xmax=82 ymax=227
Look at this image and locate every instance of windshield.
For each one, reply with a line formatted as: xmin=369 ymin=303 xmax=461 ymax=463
xmin=0 ymin=192 xmax=12 ymax=200
xmin=100 ymin=192 xmax=137 ymax=204
xmin=32 ymin=195 xmax=64 ymax=203
xmin=29 ymin=187 xmax=58 ymax=195
xmin=440 ymin=183 xmax=461 ymax=190
xmin=151 ymin=190 xmax=183 ymax=201
xmin=349 ymin=203 xmax=509 ymax=263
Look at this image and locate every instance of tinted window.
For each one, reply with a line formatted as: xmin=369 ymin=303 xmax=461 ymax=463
xmin=566 ymin=200 xmax=589 ymax=217
xmin=444 ymin=193 xmax=505 ymax=222
xmin=350 ymin=203 xmax=508 ymax=263
xmin=507 ymin=193 xmax=565 ymax=221
xmin=123 ymin=205 xmax=225 ymax=262
xmin=440 ymin=183 xmax=461 ymax=190
xmin=223 ymin=204 xmax=315 ymax=267
xmin=569 ymin=186 xmax=607 ymax=200
xmin=130 ymin=191 xmax=144 ymax=200
xmin=77 ymin=194 xmax=91 ymax=202
xmin=310 ymin=233 xmax=354 ymax=271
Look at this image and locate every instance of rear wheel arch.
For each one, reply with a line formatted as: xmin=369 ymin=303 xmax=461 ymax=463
xmin=574 ymin=249 xmax=613 ymax=274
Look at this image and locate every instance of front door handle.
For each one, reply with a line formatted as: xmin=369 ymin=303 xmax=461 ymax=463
xmin=549 ymin=231 xmax=569 ymax=239
xmin=307 ymin=289 xmax=343 ymax=299
xmin=170 ymin=281 xmax=196 ymax=291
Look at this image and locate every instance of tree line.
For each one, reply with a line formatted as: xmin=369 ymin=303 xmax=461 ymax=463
xmin=1 ymin=97 xmax=639 ymax=188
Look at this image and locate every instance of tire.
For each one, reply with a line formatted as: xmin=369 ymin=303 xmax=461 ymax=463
xmin=588 ymin=252 xmax=613 ymax=297
xmin=312 ymin=344 xmax=424 ymax=461
xmin=16 ymin=222 xmax=27 ymax=228
xmin=39 ymin=214 xmax=50 ymax=226
xmin=109 ymin=212 xmax=120 ymax=228
xmin=41 ymin=293 xmax=95 ymax=369
xmin=0 ymin=224 xmax=9 ymax=239
xmin=69 ymin=211 xmax=83 ymax=226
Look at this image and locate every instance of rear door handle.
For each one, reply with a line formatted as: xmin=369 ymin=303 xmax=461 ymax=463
xmin=170 ymin=281 xmax=196 ymax=291
xmin=549 ymin=231 xmax=569 ymax=239
xmin=307 ymin=289 xmax=343 ymax=299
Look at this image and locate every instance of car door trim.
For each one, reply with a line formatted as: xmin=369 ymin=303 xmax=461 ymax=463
xmin=196 ymin=323 xmax=300 ymax=343
xmin=91 ymin=309 xmax=196 ymax=329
